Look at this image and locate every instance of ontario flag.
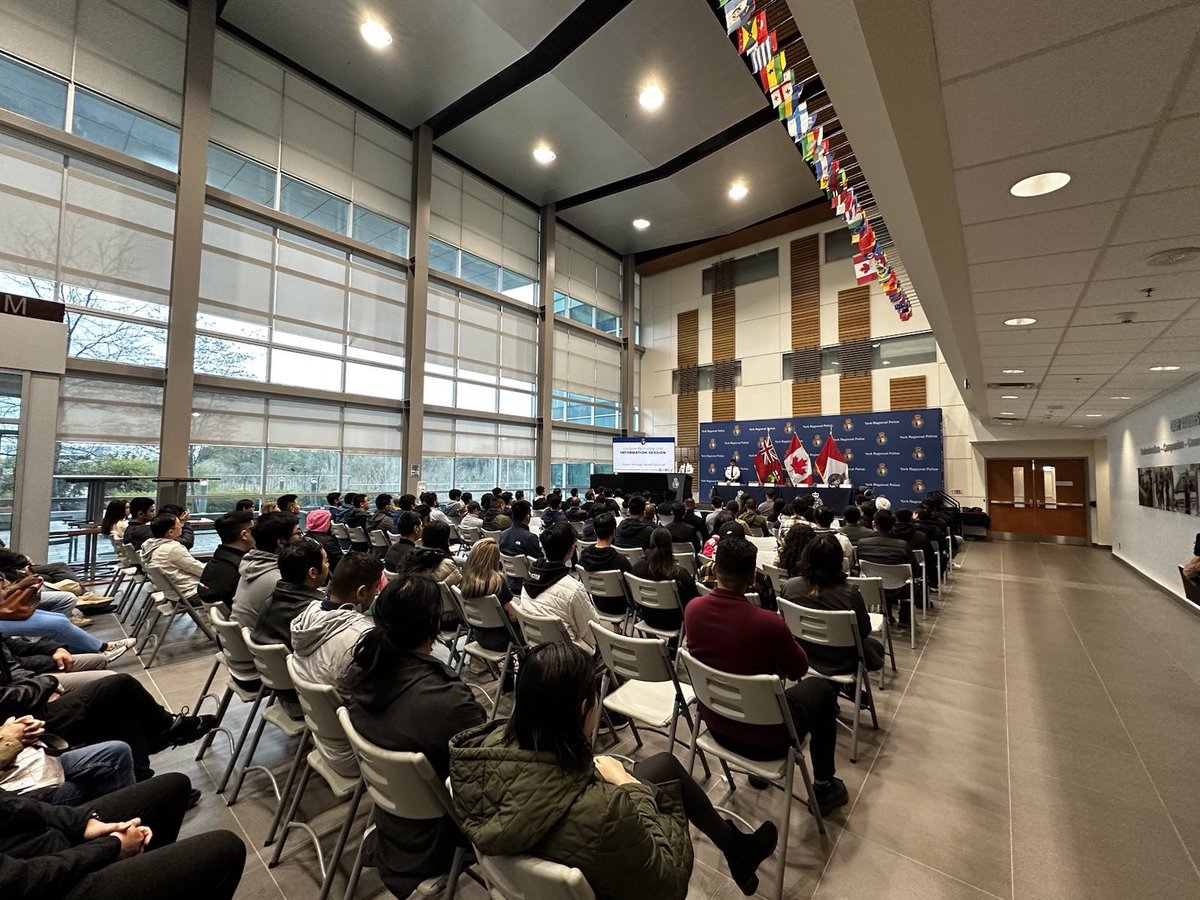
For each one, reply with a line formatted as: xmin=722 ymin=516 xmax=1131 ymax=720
xmin=815 ymin=432 xmax=850 ymax=485
xmin=754 ymin=434 xmax=788 ymax=485
xmin=853 ymin=253 xmax=876 ymax=285
xmin=784 ymin=433 xmax=813 ymax=486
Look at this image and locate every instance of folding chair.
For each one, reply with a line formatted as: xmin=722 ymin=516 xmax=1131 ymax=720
xmin=762 ymin=562 xmax=788 ymax=594
xmin=271 ymin=659 xmax=366 ymax=900
xmin=499 ymin=553 xmax=532 ymax=582
xmin=453 ymin=587 xmax=523 ymax=720
xmin=622 ymin=573 xmax=683 ymax=642
xmin=337 ymin=709 xmax=472 ymax=900
xmin=847 ymin=576 xmax=897 ymax=690
xmin=613 ymin=546 xmax=644 ymax=565
xmin=778 ymin=601 xmax=878 ymax=763
xmin=459 ymin=525 xmax=481 ymax=546
xmin=679 ymin=649 xmax=825 ymax=900
xmin=189 ymin=607 xmax=256 ymax=768
xmin=384 ymin=531 xmax=401 ymax=545
xmin=437 ymin=581 xmax=467 ymax=668
xmin=912 ymin=548 xmax=929 ymax=619
xmin=481 ymin=529 xmax=503 ymax=542
xmin=859 ymin=560 xmax=918 ymax=649
xmin=206 ymin=611 xmax=268 ymax=790
xmin=137 ymin=560 xmax=217 ymax=667
xmin=331 ymin=522 xmax=352 ymax=551
xmin=575 ymin=539 xmax=598 ymax=551
xmin=573 ymin=566 xmax=629 ymax=632
xmin=368 ymin=529 xmax=389 ymax=554
xmin=673 ymin=552 xmax=697 ymax=576
xmin=473 ymin=851 xmax=595 ymax=900
xmin=346 ymin=526 xmax=369 ymax=551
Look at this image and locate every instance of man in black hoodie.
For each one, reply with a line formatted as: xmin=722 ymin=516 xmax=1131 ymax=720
xmin=121 ymin=497 xmax=156 ymax=551
xmin=197 ymin=511 xmax=254 ymax=611
xmin=252 ymin=540 xmax=329 ymax=650
xmin=893 ymin=508 xmax=936 ymax=591
xmin=613 ymin=495 xmax=654 ymax=550
xmin=662 ymin=502 xmax=702 ymax=553
xmin=577 ymin=513 xmax=630 ymax=617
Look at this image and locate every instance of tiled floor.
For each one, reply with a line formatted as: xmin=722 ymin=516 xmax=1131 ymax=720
xmin=91 ymin=540 xmax=1200 ymax=899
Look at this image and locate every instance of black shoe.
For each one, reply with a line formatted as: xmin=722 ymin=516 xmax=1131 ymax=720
xmin=747 ymin=775 xmax=770 ymax=790
xmin=724 ymin=819 xmax=778 ymax=896
xmin=186 ymin=788 xmax=201 ymax=810
xmin=812 ymin=777 xmax=849 ymax=816
xmin=165 ymin=708 xmax=219 ymax=747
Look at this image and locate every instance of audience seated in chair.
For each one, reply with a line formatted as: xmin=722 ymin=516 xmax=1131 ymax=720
xmin=1 ymin=716 xmax=135 ymax=805
xmin=811 ymin=507 xmax=854 ymax=573
xmin=662 ymin=502 xmax=702 ymax=553
xmin=629 ymin=527 xmax=699 ymax=632
xmin=140 ymin=514 xmax=204 ymax=602
xmin=839 ymin=505 xmax=874 ymax=546
xmin=515 ymin=523 xmax=598 ymax=653
xmin=100 ymin=499 xmax=130 ymax=543
xmin=251 ymin=540 xmax=329 ymax=651
xmin=577 ymin=512 xmax=631 ymax=618
xmin=157 ymin=505 xmax=195 ymax=551
xmin=197 ymin=511 xmax=254 ymax=610
xmin=892 ymin=509 xmax=937 ymax=590
xmin=459 ymin=538 xmax=521 ymax=652
xmin=698 ymin=523 xmax=777 ymax=610
xmin=855 ymin=509 xmax=922 ymax=624
xmin=459 ymin=501 xmax=484 ymax=531
xmin=121 ymin=498 xmax=157 ymax=551
xmin=344 ymin=574 xmax=486 ymax=898
xmin=450 ymin=641 xmax=779 ymax=900
xmin=776 ymin=523 xmax=817 ymax=579
xmin=401 ymin=522 xmax=461 ymax=586
xmin=323 ymin=491 xmax=345 ymax=524
xmin=229 ymin=511 xmax=301 ymax=631
xmin=341 ymin=493 xmax=372 ymax=547
xmin=614 ymin=496 xmax=654 ymax=550
xmin=498 ymin=501 xmax=544 ymax=593
xmin=685 ymin=535 xmax=848 ymax=816
xmin=0 ymin=575 xmax=134 ymax=660
xmin=383 ymin=511 xmax=422 ymax=572
xmin=369 ymin=494 xmax=398 ymax=536
xmin=303 ymin=508 xmax=343 ymax=574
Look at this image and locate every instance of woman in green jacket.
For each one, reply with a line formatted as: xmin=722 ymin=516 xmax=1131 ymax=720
xmin=449 ymin=642 xmax=778 ymax=899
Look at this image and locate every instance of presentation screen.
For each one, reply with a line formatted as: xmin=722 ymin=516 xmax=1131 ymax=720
xmin=612 ymin=437 xmax=676 ymax=474
xmin=699 ymin=408 xmax=943 ymax=507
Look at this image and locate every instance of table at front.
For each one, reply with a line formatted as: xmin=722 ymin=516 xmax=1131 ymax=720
xmin=708 ymin=483 xmax=855 ymax=511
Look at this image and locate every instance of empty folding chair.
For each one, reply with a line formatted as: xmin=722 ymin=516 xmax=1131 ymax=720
xmin=847 ymin=576 xmax=897 ymax=689
xmin=778 ymin=601 xmax=878 ymax=764
xmin=337 ymin=708 xmax=473 ymax=900
xmin=474 ymin=851 xmax=595 ymax=900
xmin=858 ymin=560 xmax=917 ymax=649
xmin=270 ymin=658 xmax=366 ymax=900
xmin=573 ymin=566 xmax=629 ymax=632
xmin=622 ymin=573 xmax=683 ymax=643
xmin=453 ymin=587 xmax=523 ymax=720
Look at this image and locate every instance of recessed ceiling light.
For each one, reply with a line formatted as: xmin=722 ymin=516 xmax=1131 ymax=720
xmin=1146 ymin=246 xmax=1200 ymax=267
xmin=632 ymin=218 xmax=651 ymax=231
xmin=639 ymin=84 xmax=664 ymax=110
xmin=1000 ymin=412 xmax=1015 ymax=416
xmin=1001 ymin=395 xmax=1019 ymax=399
xmin=1010 ymin=171 xmax=1071 ymax=197
xmin=1110 ymin=395 xmax=1131 ymax=400
xmin=1004 ymin=317 xmax=1037 ymax=326
xmin=728 ymin=182 xmax=748 ymax=201
xmin=532 ymin=145 xmax=557 ymax=164
xmin=191 ymin=412 xmax=200 ymax=417
xmin=1150 ymin=365 xmax=1180 ymax=371
xmin=882 ymin=360 xmax=892 ymax=366
xmin=1085 ymin=413 xmax=1103 ymax=418
xmin=1002 ymin=368 xmax=1025 ymax=374
xmin=360 ymin=19 xmax=392 ymax=48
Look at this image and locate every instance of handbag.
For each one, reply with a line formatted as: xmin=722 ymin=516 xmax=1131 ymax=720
xmin=0 ymin=575 xmax=40 ymax=621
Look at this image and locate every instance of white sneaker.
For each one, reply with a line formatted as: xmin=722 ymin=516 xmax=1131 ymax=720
xmin=103 ymin=637 xmax=138 ymax=662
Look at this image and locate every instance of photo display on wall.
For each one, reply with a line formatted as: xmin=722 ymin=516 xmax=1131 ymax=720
xmin=1138 ymin=463 xmax=1200 ymax=515
xmin=699 ymin=408 xmax=944 ymax=507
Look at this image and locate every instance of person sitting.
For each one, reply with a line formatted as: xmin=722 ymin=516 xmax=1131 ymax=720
xmin=756 ymin=489 xmax=776 ymax=517
xmin=776 ymin=523 xmax=817 ymax=579
xmin=0 ymin=772 xmax=246 ymax=899
xmin=685 ymin=535 xmax=847 ymax=815
xmin=480 ymin=494 xmax=511 ymax=532
xmin=531 ymin=485 xmax=548 ymax=511
xmin=277 ymin=494 xmax=301 ymax=517
xmin=197 ymin=511 xmax=253 ymax=610
xmin=629 ymin=528 xmax=699 ymax=633
xmin=234 ymin=499 xmax=256 ymax=514
xmin=398 ymin=523 xmax=461 ymax=589
xmin=0 ymin=552 xmax=86 ymax=627
xmin=856 ymin=509 xmax=921 ymax=625
xmin=450 ymin=641 xmax=779 ymax=900
xmin=614 ymin=495 xmax=654 ymax=550
xmin=736 ymin=498 xmax=768 ymax=538
xmin=840 ymin=505 xmax=874 ymax=546
xmin=459 ymin=501 xmax=483 ymax=531
xmin=341 ymin=494 xmax=372 ymax=551
xmin=139 ymin=514 xmax=204 ymax=602
xmin=325 ymin=491 xmax=345 ymax=524
xmin=662 ymin=502 xmax=702 ymax=554
xmin=458 ymin=538 xmax=520 ymax=652
xmin=1 ymin=715 xmax=135 ymax=805
xmin=99 ymin=500 xmax=129 ymax=543
xmin=121 ymin=498 xmax=157 ymax=551
xmin=1185 ymin=532 xmax=1200 ymax=581
xmin=290 ymin=551 xmax=380 ymax=690
xmin=498 ymin=501 xmax=543 ymax=594
xmin=252 ymin=540 xmax=329 ymax=651
xmin=157 ymin=505 xmax=194 ymax=550
xmin=443 ymin=489 xmax=465 ymax=520
xmin=303 ymin=508 xmax=343 ymax=574
xmin=344 ymin=575 xmax=486 ymax=898
xmin=892 ymin=509 xmax=936 ymax=591
xmin=368 ymin=494 xmax=398 ymax=536
xmin=811 ymin=507 xmax=854 ymax=573
xmin=383 ymin=511 xmax=422 ymax=572
xmin=1 ymin=633 xmax=114 ymax=693
xmin=698 ymin=523 xmax=777 ymax=610
xmin=782 ymin=534 xmax=884 ymax=674
xmin=515 ymin=522 xmax=598 ymax=653
xmin=395 ymin=493 xmax=417 ymax=514
xmin=681 ymin=497 xmax=708 ymax=541
xmin=540 ymin=493 xmax=565 ymax=528
xmin=230 ymin=511 xmax=301 ymax=631
xmin=422 ymin=493 xmax=449 ymax=525
xmin=0 ymin=575 xmax=135 ymax=661
xmin=577 ymin=512 xmax=631 ymax=618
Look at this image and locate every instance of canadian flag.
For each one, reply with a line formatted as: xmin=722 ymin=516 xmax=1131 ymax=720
xmin=853 ymin=253 xmax=876 ymax=285
xmin=784 ymin=434 xmax=813 ymax=486
xmin=815 ymin=432 xmax=850 ymax=485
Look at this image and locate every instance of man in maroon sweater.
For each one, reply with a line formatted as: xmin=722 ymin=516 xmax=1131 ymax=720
xmin=684 ymin=536 xmax=848 ymax=814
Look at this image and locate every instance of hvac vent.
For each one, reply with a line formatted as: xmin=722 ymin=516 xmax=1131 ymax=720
xmin=986 ymin=382 xmax=1039 ymax=390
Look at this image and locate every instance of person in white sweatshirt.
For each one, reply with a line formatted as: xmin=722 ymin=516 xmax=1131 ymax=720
xmin=140 ymin=513 xmax=204 ymax=599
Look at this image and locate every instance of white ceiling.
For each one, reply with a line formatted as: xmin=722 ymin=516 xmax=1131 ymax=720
xmin=933 ymin=0 xmax=1200 ymax=428
xmin=220 ymin=0 xmax=821 ymax=254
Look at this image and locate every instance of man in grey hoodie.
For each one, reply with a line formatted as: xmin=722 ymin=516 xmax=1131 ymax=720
xmin=230 ymin=511 xmax=300 ymax=631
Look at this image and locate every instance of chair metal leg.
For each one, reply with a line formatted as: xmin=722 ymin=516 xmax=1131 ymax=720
xmin=196 ymin=685 xmax=234 ymax=762
xmin=677 ymin=703 xmax=711 ymax=779
xmin=774 ymin=753 xmax=796 ymax=900
xmin=266 ymin=728 xmax=311 ymax=846
xmin=316 ymin=780 xmax=366 ymax=900
xmin=217 ymin=687 xmax=265 ymax=792
xmin=908 ymin=584 xmax=916 ymax=650
xmin=342 ymin=820 xmax=371 ymax=900
xmin=487 ymin=651 xmax=511 ymax=722
xmin=443 ymin=844 xmax=466 ymax=900
xmin=226 ymin=693 xmax=274 ymax=803
xmin=144 ymin=610 xmax=181 ymax=667
xmin=269 ymin=760 xmax=313 ymax=864
xmin=720 ymin=758 xmax=737 ymax=792
xmin=850 ymin=671 xmax=863 ymax=764
xmin=795 ymin=747 xmax=826 ymax=836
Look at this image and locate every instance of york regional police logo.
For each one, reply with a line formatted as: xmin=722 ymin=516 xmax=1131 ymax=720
xmin=844 ymin=448 xmax=854 ymax=461
xmin=911 ymin=414 xmax=924 ymax=429
xmin=876 ymin=463 xmax=888 ymax=477
xmin=707 ymin=437 xmax=717 ymax=450
xmin=783 ymin=421 xmax=793 ymax=434
xmin=708 ymin=463 xmax=717 ymax=475
xmin=913 ymin=479 xmax=925 ymax=493
xmin=811 ymin=434 xmax=823 ymax=449
xmin=912 ymin=446 xmax=925 ymax=461
xmin=731 ymin=425 xmax=741 ymax=436
xmin=842 ymin=418 xmax=854 ymax=432
xmin=876 ymin=432 xmax=888 ymax=445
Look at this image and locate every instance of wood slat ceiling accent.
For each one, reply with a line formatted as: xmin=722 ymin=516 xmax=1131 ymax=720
xmin=889 ymin=375 xmax=928 ymax=410
xmin=678 ymin=309 xmax=699 ymax=367
xmin=837 ymin=285 xmax=871 ymax=343
xmin=677 ymin=309 xmax=700 ymax=447
xmin=792 ymin=379 xmax=820 ymax=416
xmin=677 ymin=392 xmax=699 ymax=447
xmin=839 ymin=373 xmax=872 ymax=413
xmin=713 ymin=389 xmax=737 ymax=421
xmin=790 ymin=234 xmax=820 ymax=349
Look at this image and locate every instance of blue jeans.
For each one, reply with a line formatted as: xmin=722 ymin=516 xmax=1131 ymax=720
xmin=0 ymin=609 xmax=104 ymax=653
xmin=37 ymin=589 xmax=78 ymax=616
xmin=38 ymin=740 xmax=136 ymax=805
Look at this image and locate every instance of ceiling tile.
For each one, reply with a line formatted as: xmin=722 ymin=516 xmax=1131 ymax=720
xmin=969 ymin=249 xmax=1099 ymax=291
xmin=1112 ymin=186 xmax=1200 ymax=244
xmin=1091 ymin=235 xmax=1200 ymax=281
xmin=969 ymin=284 xmax=1083 ymax=312
xmin=963 ymin=201 xmax=1120 ymax=263
xmin=976 ymin=308 xmax=1073 ymax=331
xmin=1060 ymin=321 xmax=1167 ymax=343
xmin=1070 ymin=299 xmax=1194 ymax=325
xmin=939 ymin=5 xmax=1200 ymax=167
xmin=1173 ymin=55 xmax=1200 ymax=117
xmin=1135 ymin=115 xmax=1200 ymax=194
xmin=1078 ymin=272 xmax=1200 ymax=306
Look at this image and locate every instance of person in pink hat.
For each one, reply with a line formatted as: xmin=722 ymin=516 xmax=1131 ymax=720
xmin=304 ymin=508 xmax=343 ymax=574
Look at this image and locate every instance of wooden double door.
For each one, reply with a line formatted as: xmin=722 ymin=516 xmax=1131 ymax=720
xmin=986 ymin=457 xmax=1089 ymax=542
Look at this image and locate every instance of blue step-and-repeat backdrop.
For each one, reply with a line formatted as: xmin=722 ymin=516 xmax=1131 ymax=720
xmin=699 ymin=408 xmax=944 ymax=508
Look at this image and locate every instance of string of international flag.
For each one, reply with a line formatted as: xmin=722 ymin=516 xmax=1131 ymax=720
xmin=723 ymin=0 xmax=913 ymax=321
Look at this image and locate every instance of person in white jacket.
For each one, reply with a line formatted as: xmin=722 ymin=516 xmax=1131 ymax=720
xmin=290 ymin=551 xmax=383 ymax=777
xmin=140 ymin=513 xmax=205 ymax=599
xmin=514 ymin=521 xmax=599 ymax=653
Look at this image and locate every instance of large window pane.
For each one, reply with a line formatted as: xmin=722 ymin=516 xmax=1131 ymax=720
xmin=344 ymin=453 xmax=402 ymax=496
xmin=460 ymin=250 xmax=500 ymax=292
xmin=207 ymin=143 xmax=276 ymax=206
xmin=270 ymin=348 xmax=342 ymax=391
xmin=194 ymin=335 xmax=268 ymax=381
xmin=0 ymin=53 xmax=67 ymax=128
xmin=266 ymin=448 xmax=340 ymax=509
xmin=280 ymin=174 xmax=348 ymax=235
xmin=72 ymin=89 xmax=179 ymax=171
xmin=187 ymin=445 xmax=264 ymax=515
xmin=353 ymin=207 xmax=409 ymax=257
xmin=429 ymin=237 xmax=458 ymax=277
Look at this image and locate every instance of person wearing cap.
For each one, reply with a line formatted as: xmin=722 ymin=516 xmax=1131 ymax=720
xmin=304 ymin=508 xmax=343 ymax=574
xmin=697 ymin=522 xmax=777 ymax=610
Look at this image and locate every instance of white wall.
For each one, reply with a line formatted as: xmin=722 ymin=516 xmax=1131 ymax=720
xmin=1105 ymin=378 xmax=1200 ymax=601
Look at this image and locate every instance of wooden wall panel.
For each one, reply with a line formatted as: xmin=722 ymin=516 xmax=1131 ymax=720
xmin=711 ymin=260 xmax=736 ymax=421
xmin=789 ymin=235 xmax=820 ymax=348
xmin=837 ymin=285 xmax=871 ymax=343
xmin=889 ymin=375 xmax=927 ymax=410
xmin=712 ymin=390 xmax=736 ymax=421
xmin=676 ymin=310 xmax=699 ymax=446
xmin=839 ymin=374 xmax=872 ymax=413
xmin=677 ymin=393 xmax=698 ymax=447
xmin=791 ymin=380 xmax=820 ymax=416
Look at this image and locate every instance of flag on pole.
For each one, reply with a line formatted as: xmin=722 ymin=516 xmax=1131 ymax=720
xmin=784 ymin=434 xmax=813 ymax=486
xmin=853 ymin=253 xmax=876 ymax=285
xmin=815 ymin=432 xmax=850 ymax=485
xmin=754 ymin=434 xmax=788 ymax=485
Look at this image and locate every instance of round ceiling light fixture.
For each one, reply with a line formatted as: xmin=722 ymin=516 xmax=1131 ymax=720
xmin=639 ymin=84 xmax=665 ymax=110
xmin=532 ymin=145 xmax=557 ymax=165
xmin=1004 ymin=317 xmax=1037 ymax=326
xmin=1146 ymin=246 xmax=1200 ymax=267
xmin=1010 ymin=171 xmax=1071 ymax=197
xmin=728 ymin=181 xmax=748 ymax=201
xmin=632 ymin=218 xmax=651 ymax=231
xmin=360 ymin=19 xmax=393 ymax=48
xmin=1150 ymin=365 xmax=1181 ymax=371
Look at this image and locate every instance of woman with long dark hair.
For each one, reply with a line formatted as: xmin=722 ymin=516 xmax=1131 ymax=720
xmin=344 ymin=574 xmax=485 ymax=897
xmin=450 ymin=641 xmax=778 ymax=900
xmin=629 ymin=527 xmax=698 ymax=631
xmin=399 ymin=521 xmax=460 ymax=587
xmin=100 ymin=499 xmax=129 ymax=539
xmin=776 ymin=522 xmax=816 ymax=578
